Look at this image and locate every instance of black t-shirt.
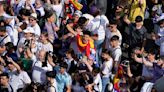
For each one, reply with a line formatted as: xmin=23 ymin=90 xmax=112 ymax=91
xmin=126 ymin=23 xmax=147 ymax=48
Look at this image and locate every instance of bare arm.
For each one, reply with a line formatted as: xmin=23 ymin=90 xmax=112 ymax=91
xmin=123 ymin=14 xmax=131 ymax=25
xmin=142 ymin=56 xmax=153 ymax=67
xmin=66 ymin=24 xmax=77 ymax=35
xmin=66 ymin=85 xmax=71 ymax=92
xmin=7 ymin=56 xmax=21 ymax=72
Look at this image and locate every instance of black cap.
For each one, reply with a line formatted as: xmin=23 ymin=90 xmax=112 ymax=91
xmin=46 ymin=71 xmax=56 ymax=78
xmin=135 ymin=16 xmax=143 ymax=22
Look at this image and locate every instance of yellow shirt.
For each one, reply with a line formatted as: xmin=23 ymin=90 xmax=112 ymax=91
xmin=128 ymin=0 xmax=146 ymax=22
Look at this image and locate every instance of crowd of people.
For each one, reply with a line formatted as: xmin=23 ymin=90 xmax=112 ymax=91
xmin=0 ymin=0 xmax=164 ymax=92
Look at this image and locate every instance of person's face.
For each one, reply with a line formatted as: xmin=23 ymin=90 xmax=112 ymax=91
xmin=32 ymin=85 xmax=38 ymax=92
xmin=7 ymin=64 xmax=15 ymax=71
xmin=24 ymin=33 xmax=33 ymax=39
xmin=87 ymin=58 xmax=93 ymax=65
xmin=159 ymin=22 xmax=164 ymax=28
xmin=0 ymin=76 xmax=8 ymax=85
xmin=48 ymin=14 xmax=56 ymax=23
xmin=101 ymin=53 xmax=109 ymax=60
xmin=75 ymin=27 xmax=82 ymax=33
xmin=35 ymin=0 xmax=41 ymax=8
xmin=66 ymin=53 xmax=72 ymax=59
xmin=46 ymin=77 xmax=51 ymax=82
xmin=157 ymin=59 xmax=164 ymax=68
xmin=40 ymin=34 xmax=47 ymax=42
xmin=82 ymin=34 xmax=90 ymax=44
xmin=29 ymin=18 xmax=37 ymax=26
xmin=109 ymin=24 xmax=117 ymax=32
xmin=60 ymin=67 xmax=65 ymax=74
xmin=73 ymin=15 xmax=79 ymax=23
xmin=116 ymin=5 xmax=124 ymax=13
xmin=147 ymin=53 xmax=155 ymax=61
xmin=135 ymin=21 xmax=143 ymax=27
xmin=0 ymin=31 xmax=6 ymax=37
xmin=38 ymin=50 xmax=46 ymax=61
xmin=0 ymin=4 xmax=4 ymax=12
xmin=110 ymin=40 xmax=118 ymax=47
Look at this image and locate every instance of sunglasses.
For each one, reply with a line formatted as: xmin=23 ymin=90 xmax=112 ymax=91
xmin=29 ymin=19 xmax=35 ymax=21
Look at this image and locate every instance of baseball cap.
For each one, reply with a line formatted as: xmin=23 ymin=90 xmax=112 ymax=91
xmin=135 ymin=16 xmax=143 ymax=22
xmin=74 ymin=10 xmax=82 ymax=17
xmin=23 ymin=27 xmax=35 ymax=33
xmin=30 ymin=13 xmax=38 ymax=20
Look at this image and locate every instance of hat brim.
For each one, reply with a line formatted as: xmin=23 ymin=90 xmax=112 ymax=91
xmin=29 ymin=16 xmax=38 ymax=21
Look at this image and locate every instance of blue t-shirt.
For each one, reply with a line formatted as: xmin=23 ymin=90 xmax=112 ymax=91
xmin=55 ymin=72 xmax=72 ymax=92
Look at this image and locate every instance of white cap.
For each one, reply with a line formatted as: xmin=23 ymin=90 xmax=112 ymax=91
xmin=23 ymin=27 xmax=35 ymax=33
xmin=74 ymin=10 xmax=82 ymax=17
xmin=30 ymin=13 xmax=37 ymax=20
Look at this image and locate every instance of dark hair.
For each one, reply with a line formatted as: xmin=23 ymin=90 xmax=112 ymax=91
xmin=59 ymin=62 xmax=68 ymax=69
xmin=41 ymin=31 xmax=49 ymax=37
xmin=110 ymin=35 xmax=119 ymax=41
xmin=0 ymin=72 xmax=9 ymax=78
xmin=5 ymin=42 xmax=14 ymax=51
xmin=102 ymin=49 xmax=111 ymax=55
xmin=93 ymin=67 xmax=100 ymax=74
xmin=147 ymin=48 xmax=156 ymax=55
xmin=66 ymin=48 xmax=75 ymax=57
xmin=19 ymin=8 xmax=31 ymax=16
xmin=0 ymin=26 xmax=6 ymax=32
xmin=83 ymin=31 xmax=91 ymax=36
xmin=78 ymin=17 xmax=87 ymax=26
xmin=45 ymin=11 xmax=54 ymax=19
xmin=46 ymin=71 xmax=56 ymax=78
xmin=66 ymin=19 xmax=74 ymax=24
xmin=74 ymin=24 xmax=83 ymax=30
xmin=135 ymin=16 xmax=143 ymax=22
xmin=159 ymin=55 xmax=164 ymax=61
xmin=109 ymin=19 xmax=117 ymax=25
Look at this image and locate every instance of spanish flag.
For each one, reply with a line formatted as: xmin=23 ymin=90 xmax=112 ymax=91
xmin=76 ymin=34 xmax=94 ymax=57
xmin=69 ymin=0 xmax=83 ymax=10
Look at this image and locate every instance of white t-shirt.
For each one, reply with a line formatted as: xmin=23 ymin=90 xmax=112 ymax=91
xmin=93 ymin=73 xmax=102 ymax=92
xmin=155 ymin=37 xmax=164 ymax=56
xmin=37 ymin=42 xmax=53 ymax=52
xmin=36 ymin=7 xmax=45 ymax=17
xmin=110 ymin=46 xmax=122 ymax=63
xmin=82 ymin=14 xmax=94 ymax=30
xmin=101 ymin=58 xmax=113 ymax=78
xmin=32 ymin=55 xmax=53 ymax=84
xmin=0 ymin=34 xmax=11 ymax=46
xmin=51 ymin=3 xmax=63 ymax=26
xmin=89 ymin=15 xmax=109 ymax=40
xmin=51 ymin=3 xmax=63 ymax=18
xmin=6 ymin=23 xmax=18 ymax=46
xmin=32 ymin=23 xmax=41 ymax=38
xmin=47 ymin=79 xmax=58 ymax=92
xmin=9 ymin=70 xmax=31 ymax=92
xmin=105 ymin=29 xmax=122 ymax=50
